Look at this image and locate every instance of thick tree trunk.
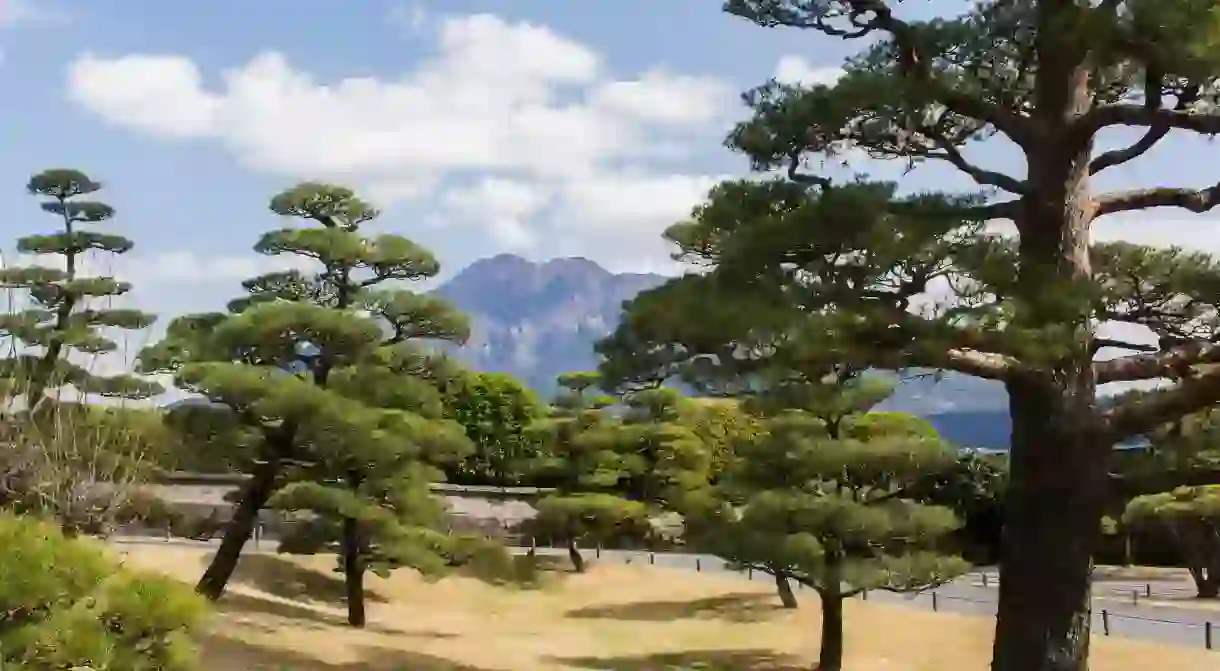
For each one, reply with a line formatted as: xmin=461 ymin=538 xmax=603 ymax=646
xmin=774 ymin=571 xmax=799 ymax=609
xmin=567 ymin=539 xmax=586 ymax=573
xmin=816 ymin=584 xmax=844 ymax=671
xmin=992 ymin=378 xmax=1108 ymax=671
xmin=990 ymin=41 xmax=1107 ymax=670
xmin=196 ymin=455 xmax=281 ymax=600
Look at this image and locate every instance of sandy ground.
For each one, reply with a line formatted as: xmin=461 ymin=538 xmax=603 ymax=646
xmin=115 ymin=545 xmax=1220 ymax=671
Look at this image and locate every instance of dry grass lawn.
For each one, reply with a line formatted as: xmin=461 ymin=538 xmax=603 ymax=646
xmin=116 ymin=545 xmax=1216 ymax=671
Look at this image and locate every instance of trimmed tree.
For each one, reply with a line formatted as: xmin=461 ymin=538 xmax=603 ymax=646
xmin=600 ymin=1 xmax=1220 ymax=662
xmin=692 ymin=372 xmax=966 ymax=671
xmin=0 ymin=168 xmax=160 ymax=407
xmin=524 ymin=372 xmax=646 ymax=572
xmin=1123 ymin=485 xmax=1220 ymax=598
xmin=139 ymin=183 xmax=477 ymax=627
xmin=0 ymin=169 xmax=163 ymax=535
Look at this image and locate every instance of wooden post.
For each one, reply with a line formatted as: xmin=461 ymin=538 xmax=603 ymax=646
xmin=695 ymin=558 xmax=701 ymax=572
xmin=931 ymin=592 xmax=939 ymax=612
xmin=1101 ymin=610 xmax=1110 ymax=636
xmin=1206 ymin=621 xmax=1213 ymax=650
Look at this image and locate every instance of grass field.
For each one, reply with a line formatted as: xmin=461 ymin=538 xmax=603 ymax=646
xmin=116 ymin=545 xmax=1217 ymax=670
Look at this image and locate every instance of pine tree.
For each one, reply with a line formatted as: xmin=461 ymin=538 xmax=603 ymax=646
xmin=139 ymin=183 xmax=479 ymax=626
xmin=599 ymin=0 xmax=1220 ymax=660
xmin=0 ymin=169 xmax=159 ymax=407
xmin=1124 ymin=485 xmax=1220 ymax=598
xmin=0 ymin=169 xmax=162 ymax=535
xmin=689 ymin=372 xmax=967 ymax=671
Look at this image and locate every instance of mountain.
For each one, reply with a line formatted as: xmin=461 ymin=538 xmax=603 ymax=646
xmin=432 ymin=254 xmax=667 ymax=394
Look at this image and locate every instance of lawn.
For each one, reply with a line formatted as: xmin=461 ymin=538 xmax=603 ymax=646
xmin=116 ymin=544 xmax=1216 ymax=670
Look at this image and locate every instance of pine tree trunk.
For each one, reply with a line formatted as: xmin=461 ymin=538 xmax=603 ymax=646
xmin=196 ymin=455 xmax=281 ymax=600
xmin=990 ymin=50 xmax=1107 ymax=671
xmin=567 ymin=539 xmax=585 ymax=573
xmin=342 ymin=469 xmax=366 ymax=628
xmin=342 ymin=514 xmax=366 ymax=627
xmin=774 ymin=571 xmax=798 ymax=609
xmin=991 ymin=376 xmax=1108 ymax=671
xmin=816 ymin=585 xmax=844 ymax=671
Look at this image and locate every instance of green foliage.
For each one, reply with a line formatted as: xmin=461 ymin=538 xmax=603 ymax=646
xmin=684 ymin=374 xmax=967 ymax=664
xmin=0 ymin=169 xmax=160 ymax=406
xmin=1124 ymin=485 xmax=1220 ymax=597
xmin=138 ymin=183 xmax=490 ymax=619
xmin=0 ymin=512 xmax=206 ymax=669
xmin=443 ymin=371 xmax=546 ymax=486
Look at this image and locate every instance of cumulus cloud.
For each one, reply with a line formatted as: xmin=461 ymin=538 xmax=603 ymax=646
xmin=65 ymin=13 xmax=736 ymax=272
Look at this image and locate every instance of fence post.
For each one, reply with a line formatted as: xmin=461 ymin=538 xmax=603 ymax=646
xmin=1206 ymin=621 xmax=1213 ymax=650
xmin=596 ymin=543 xmax=601 ymax=559
xmin=861 ymin=590 xmax=867 ymax=601
xmin=1101 ymin=610 xmax=1110 ymax=636
xmin=748 ymin=567 xmax=753 ymax=580
xmin=649 ymin=552 xmax=655 ymax=565
xmin=1144 ymin=583 xmax=1151 ymax=598
xmin=931 ymin=592 xmax=939 ymax=612
xmin=695 ymin=558 xmax=701 ymax=572
xmin=981 ymin=572 xmax=989 ymax=588
xmin=1132 ymin=590 xmax=1139 ymax=606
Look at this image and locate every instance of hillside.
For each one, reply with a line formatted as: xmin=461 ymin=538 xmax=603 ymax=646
xmin=431 ymin=254 xmax=667 ymax=394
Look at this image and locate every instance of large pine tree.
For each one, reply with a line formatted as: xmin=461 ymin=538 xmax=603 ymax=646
xmin=601 ymin=3 xmax=1220 ymax=667
xmin=140 ymin=183 xmax=476 ymax=626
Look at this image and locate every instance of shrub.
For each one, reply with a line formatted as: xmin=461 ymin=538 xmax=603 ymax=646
xmin=0 ymin=512 xmax=207 ymax=669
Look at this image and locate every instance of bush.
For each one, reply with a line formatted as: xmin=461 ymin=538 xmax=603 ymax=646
xmin=0 ymin=512 xmax=207 ymax=669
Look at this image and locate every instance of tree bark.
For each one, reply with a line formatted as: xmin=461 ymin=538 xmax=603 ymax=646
xmin=567 ymin=539 xmax=586 ymax=573
xmin=990 ymin=42 xmax=1107 ymax=671
xmin=196 ymin=454 xmax=281 ymax=600
xmin=342 ymin=469 xmax=366 ymax=628
xmin=775 ymin=571 xmax=799 ymax=609
xmin=816 ymin=579 xmax=844 ymax=671
xmin=342 ymin=513 xmax=366 ymax=627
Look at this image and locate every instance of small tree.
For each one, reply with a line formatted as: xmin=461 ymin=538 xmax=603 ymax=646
xmin=689 ymin=373 xmax=967 ymax=671
xmin=0 ymin=512 xmax=207 ymax=669
xmin=524 ymin=372 xmax=646 ymax=572
xmin=0 ymin=169 xmax=162 ymax=535
xmin=443 ymin=371 xmax=546 ymax=486
xmin=1123 ymin=485 xmax=1220 ymax=598
xmin=139 ymin=183 xmax=478 ymax=627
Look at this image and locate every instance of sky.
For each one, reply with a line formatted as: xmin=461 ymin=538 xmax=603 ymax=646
xmin=4 ymin=0 xmax=1220 ymax=378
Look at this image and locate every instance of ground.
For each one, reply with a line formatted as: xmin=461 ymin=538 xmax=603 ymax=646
xmin=115 ymin=545 xmax=1216 ymax=671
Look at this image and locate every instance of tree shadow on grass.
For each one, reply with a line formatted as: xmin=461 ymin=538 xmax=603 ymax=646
xmin=565 ymin=592 xmax=786 ymax=623
xmin=202 ymin=636 xmax=495 ymax=670
xmin=551 ymin=649 xmax=805 ymax=671
xmin=205 ymin=551 xmax=388 ymax=605
xmin=216 ymin=590 xmax=459 ymax=637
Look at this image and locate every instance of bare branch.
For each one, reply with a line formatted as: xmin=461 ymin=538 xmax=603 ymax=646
xmin=1091 ymin=338 xmax=1158 ymax=356
xmin=926 ymin=132 xmax=1029 ymax=195
xmin=1094 ymin=183 xmax=1220 ymax=217
xmin=1094 ymin=341 xmax=1220 ymax=384
xmin=1080 ymin=104 xmax=1220 ymax=138
xmin=936 ymin=348 xmax=1018 ymax=382
xmin=1089 ymin=81 xmax=1199 ymax=175
xmin=1104 ymin=368 xmax=1220 ymax=439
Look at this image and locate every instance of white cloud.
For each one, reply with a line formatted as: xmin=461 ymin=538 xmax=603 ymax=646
xmin=774 ymin=55 xmax=844 ymax=87
xmin=66 ymin=13 xmax=733 ymax=271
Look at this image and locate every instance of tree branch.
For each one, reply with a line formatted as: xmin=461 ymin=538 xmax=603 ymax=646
xmin=1094 ymin=184 xmax=1220 ymax=217
xmin=1080 ymin=104 xmax=1220 ymax=138
xmin=1103 ymin=369 xmax=1220 ymax=439
xmin=1091 ymin=338 xmax=1158 ymax=357
xmin=1094 ymin=341 xmax=1220 ymax=384
xmin=925 ymin=132 xmax=1030 ymax=195
xmin=1089 ymin=67 xmax=1174 ymax=174
xmin=939 ymin=348 xmax=1018 ymax=381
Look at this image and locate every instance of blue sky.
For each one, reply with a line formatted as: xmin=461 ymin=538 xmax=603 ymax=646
xmin=3 ymin=0 xmax=1220 ymax=363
